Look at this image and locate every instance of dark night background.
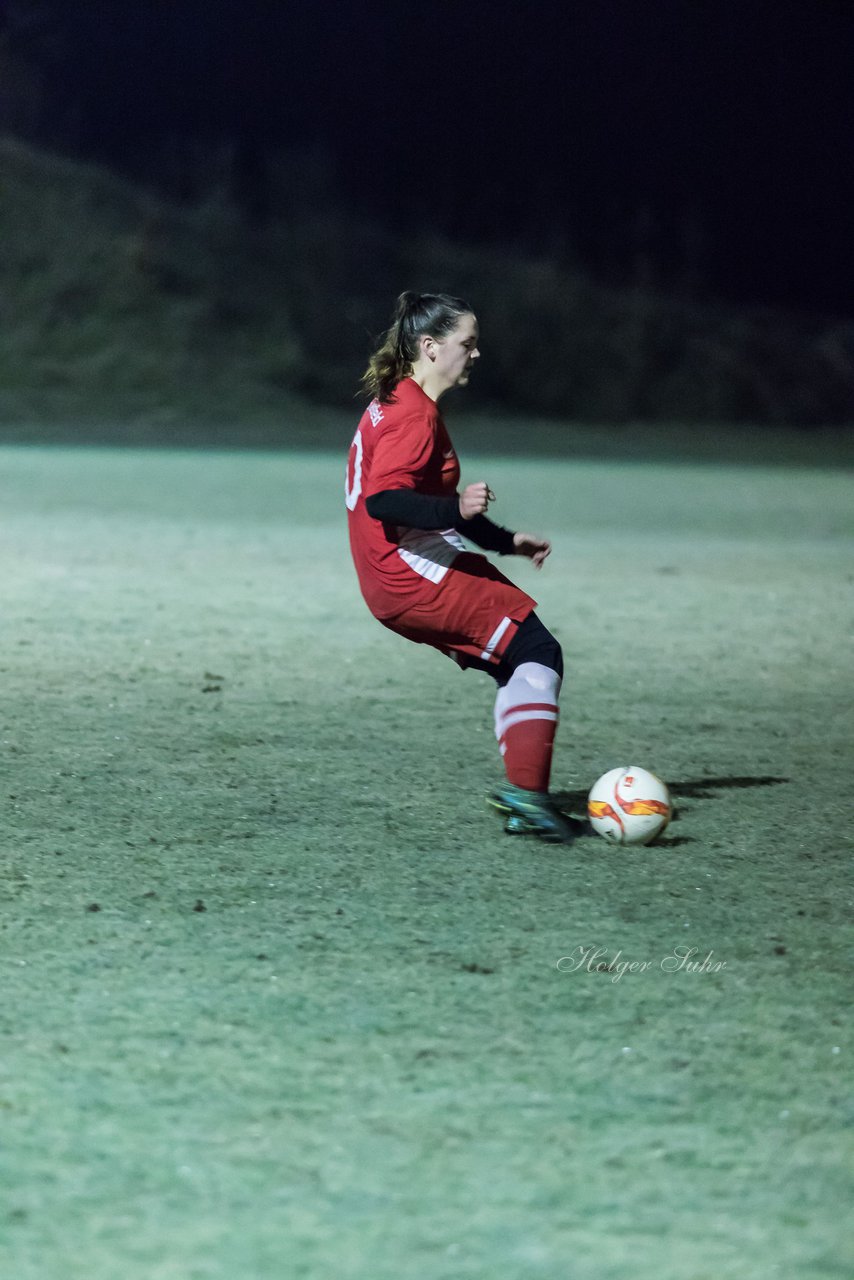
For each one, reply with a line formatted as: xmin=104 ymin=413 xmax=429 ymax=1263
xmin=1 ymin=0 xmax=853 ymax=425
xmin=5 ymin=0 xmax=853 ymax=316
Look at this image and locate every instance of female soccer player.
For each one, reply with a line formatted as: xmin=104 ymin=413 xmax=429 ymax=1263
xmin=346 ymin=291 xmax=575 ymax=844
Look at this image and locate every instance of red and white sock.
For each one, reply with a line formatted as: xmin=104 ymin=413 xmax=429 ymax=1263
xmin=494 ymin=662 xmax=562 ymax=793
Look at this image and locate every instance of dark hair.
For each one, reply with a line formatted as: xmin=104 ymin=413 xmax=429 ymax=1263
xmin=361 ymin=291 xmax=473 ymax=403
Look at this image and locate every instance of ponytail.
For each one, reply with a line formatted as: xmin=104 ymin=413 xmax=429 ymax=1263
xmin=361 ymin=290 xmax=472 ymax=403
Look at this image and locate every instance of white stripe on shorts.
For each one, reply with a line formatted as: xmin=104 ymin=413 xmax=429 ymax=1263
xmin=480 ymin=614 xmax=513 ymax=662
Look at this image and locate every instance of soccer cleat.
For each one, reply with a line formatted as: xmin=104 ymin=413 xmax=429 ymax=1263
xmin=503 ymin=811 xmax=595 ymax=840
xmin=489 ymin=782 xmax=578 ymax=845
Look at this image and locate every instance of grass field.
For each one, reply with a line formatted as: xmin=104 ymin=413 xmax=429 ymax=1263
xmin=1 ymin=436 xmax=852 ymax=1279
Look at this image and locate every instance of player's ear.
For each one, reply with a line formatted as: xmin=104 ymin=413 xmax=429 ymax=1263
xmin=419 ymin=333 xmax=438 ymax=363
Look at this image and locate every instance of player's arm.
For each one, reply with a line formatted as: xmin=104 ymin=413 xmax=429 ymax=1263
xmin=365 ymin=487 xmax=518 ymax=556
xmin=455 ymin=512 xmax=516 ymax=555
xmin=365 ymin=488 xmax=460 ymax=529
xmin=510 ymin=531 xmax=552 ymax=568
xmin=456 ymin=519 xmax=551 ymax=565
xmin=365 ymin=481 xmax=496 ymax=529
xmin=454 ymin=479 xmax=551 ymax=565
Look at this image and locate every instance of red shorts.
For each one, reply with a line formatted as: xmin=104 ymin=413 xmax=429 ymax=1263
xmin=379 ymin=552 xmax=537 ymax=668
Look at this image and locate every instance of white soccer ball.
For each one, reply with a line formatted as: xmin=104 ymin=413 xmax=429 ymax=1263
xmin=588 ymin=766 xmax=672 ymax=845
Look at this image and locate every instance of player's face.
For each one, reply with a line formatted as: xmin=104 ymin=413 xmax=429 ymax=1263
xmin=434 ymin=313 xmax=480 ymax=390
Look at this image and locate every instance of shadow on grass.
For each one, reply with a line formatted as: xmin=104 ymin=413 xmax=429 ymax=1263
xmin=669 ymin=774 xmax=790 ymax=798
xmin=554 ymin=775 xmax=789 ymax=846
xmin=554 ymin=774 xmax=789 ymax=814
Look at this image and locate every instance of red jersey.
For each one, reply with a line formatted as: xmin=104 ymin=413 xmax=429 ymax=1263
xmin=346 ymin=378 xmax=464 ymax=620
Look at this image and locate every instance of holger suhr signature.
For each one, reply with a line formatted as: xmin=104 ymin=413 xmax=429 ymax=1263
xmin=556 ymin=944 xmax=727 ymax=983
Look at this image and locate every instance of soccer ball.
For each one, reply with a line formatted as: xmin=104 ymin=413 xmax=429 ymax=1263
xmin=588 ymin=766 xmax=671 ymax=845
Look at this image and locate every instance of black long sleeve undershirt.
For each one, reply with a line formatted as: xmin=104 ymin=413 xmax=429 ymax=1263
xmin=365 ymin=489 xmax=517 ymax=556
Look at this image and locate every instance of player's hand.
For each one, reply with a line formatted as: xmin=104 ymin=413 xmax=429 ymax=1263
xmin=513 ymin=532 xmax=551 ymax=569
xmin=458 ymin=481 xmax=495 ymax=520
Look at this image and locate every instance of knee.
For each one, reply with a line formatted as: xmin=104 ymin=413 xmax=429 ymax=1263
xmin=525 ymin=632 xmax=563 ymax=681
xmin=543 ymin=635 xmax=564 ymax=681
xmin=500 ymin=613 xmax=564 ymax=682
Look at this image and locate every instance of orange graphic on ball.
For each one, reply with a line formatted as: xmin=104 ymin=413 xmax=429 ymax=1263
xmin=619 ymin=798 xmax=670 ymax=816
xmin=588 ymin=799 xmax=624 ymax=829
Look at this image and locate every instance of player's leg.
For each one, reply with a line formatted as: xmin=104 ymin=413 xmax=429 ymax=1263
xmin=378 ymin=565 xmax=576 ymax=843
xmin=487 ymin=615 xmax=579 ymax=844
xmin=493 ymin=613 xmax=563 ymax=791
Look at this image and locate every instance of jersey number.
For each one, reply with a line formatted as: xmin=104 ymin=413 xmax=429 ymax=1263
xmin=345 ymin=429 xmax=363 ymax=511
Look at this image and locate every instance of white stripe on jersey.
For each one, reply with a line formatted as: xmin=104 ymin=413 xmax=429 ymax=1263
xmin=396 ymin=527 xmax=465 ymax=584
